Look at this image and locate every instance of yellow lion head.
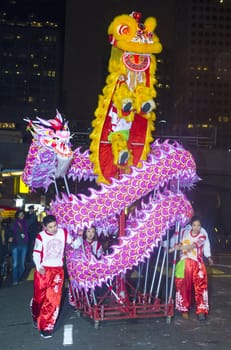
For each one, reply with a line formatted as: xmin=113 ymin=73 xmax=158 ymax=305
xmin=108 ymin=11 xmax=162 ymax=54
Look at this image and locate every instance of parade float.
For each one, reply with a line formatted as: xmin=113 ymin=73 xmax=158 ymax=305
xmin=22 ymin=12 xmax=198 ymax=327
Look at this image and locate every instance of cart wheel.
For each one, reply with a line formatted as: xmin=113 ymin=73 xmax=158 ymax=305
xmin=166 ymin=316 xmax=171 ymax=324
xmin=94 ymin=320 xmax=100 ymax=329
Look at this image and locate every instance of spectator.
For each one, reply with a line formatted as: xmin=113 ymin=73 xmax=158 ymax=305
xmin=8 ymin=210 xmax=29 ymax=285
xmin=25 ymin=205 xmax=41 ymax=264
xmin=0 ymin=212 xmax=7 ymax=285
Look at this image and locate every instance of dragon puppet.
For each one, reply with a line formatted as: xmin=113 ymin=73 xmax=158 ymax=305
xmin=22 ymin=12 xmax=199 ymax=291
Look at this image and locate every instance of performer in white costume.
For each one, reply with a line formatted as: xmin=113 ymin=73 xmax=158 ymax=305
xmin=31 ymin=215 xmax=81 ymax=338
xmin=171 ymin=216 xmax=213 ymax=321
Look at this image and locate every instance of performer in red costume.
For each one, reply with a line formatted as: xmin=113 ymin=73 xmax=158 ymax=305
xmin=172 ymin=216 xmax=213 ymax=321
xmin=31 ymin=215 xmax=82 ymax=338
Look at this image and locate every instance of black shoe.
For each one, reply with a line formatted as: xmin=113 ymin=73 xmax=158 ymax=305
xmin=32 ymin=319 xmax=37 ymax=329
xmin=198 ymin=313 xmax=206 ymax=322
xmin=118 ymin=151 xmax=129 ymax=165
xmin=40 ymin=330 xmax=53 ymax=339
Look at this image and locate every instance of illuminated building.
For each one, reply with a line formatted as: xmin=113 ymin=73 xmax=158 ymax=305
xmin=173 ymin=0 xmax=231 ymax=147
xmin=0 ymin=0 xmax=64 ymax=126
xmin=0 ymin=0 xmax=65 ymax=206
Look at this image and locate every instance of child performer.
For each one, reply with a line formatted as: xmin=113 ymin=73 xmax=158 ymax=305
xmin=83 ymin=226 xmax=104 ymax=260
xmin=31 ymin=215 xmax=82 ymax=338
xmin=171 ymin=216 xmax=213 ymax=321
xmin=68 ymin=226 xmax=104 ymax=308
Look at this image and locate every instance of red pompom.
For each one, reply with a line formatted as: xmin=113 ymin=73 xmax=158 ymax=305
xmin=132 ymin=12 xmax=142 ymax=22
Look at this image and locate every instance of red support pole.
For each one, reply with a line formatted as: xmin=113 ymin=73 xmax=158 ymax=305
xmin=116 ymin=168 xmax=128 ymax=302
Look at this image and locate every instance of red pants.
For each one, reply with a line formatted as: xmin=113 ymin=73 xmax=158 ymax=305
xmin=175 ymin=258 xmax=209 ymax=314
xmin=31 ymin=266 xmax=64 ymax=331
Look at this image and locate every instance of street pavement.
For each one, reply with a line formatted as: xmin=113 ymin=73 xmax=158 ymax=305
xmin=0 ymin=251 xmax=231 ymax=350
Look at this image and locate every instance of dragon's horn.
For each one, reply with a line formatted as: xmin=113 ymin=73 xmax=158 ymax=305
xmin=35 ymin=117 xmax=52 ymax=127
xmin=56 ymin=109 xmax=63 ymax=122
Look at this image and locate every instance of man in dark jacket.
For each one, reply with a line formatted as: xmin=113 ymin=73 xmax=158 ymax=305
xmin=25 ymin=206 xmax=41 ymax=265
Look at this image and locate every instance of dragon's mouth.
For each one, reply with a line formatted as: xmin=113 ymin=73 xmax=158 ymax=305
xmin=55 ymin=142 xmax=73 ymax=158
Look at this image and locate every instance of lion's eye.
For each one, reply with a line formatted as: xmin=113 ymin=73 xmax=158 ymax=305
xmin=138 ymin=23 xmax=145 ymax=30
xmin=141 ymin=99 xmax=156 ymax=113
xmin=122 ymin=101 xmax=132 ymax=113
xmin=117 ymin=24 xmax=129 ymax=36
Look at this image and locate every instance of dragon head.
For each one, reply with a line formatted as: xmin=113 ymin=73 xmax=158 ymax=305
xmin=25 ymin=109 xmax=73 ymax=159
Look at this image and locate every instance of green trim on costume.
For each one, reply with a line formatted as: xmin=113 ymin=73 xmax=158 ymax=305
xmin=175 ymin=259 xmax=185 ymax=278
xmin=108 ymin=129 xmax=130 ymax=142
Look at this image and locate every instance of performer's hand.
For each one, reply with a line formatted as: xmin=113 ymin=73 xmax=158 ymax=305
xmin=38 ymin=266 xmax=45 ymax=275
xmin=181 ymin=244 xmax=195 ymax=252
xmin=207 ymin=257 xmax=213 ymax=266
xmin=169 ymin=243 xmax=182 ymax=253
xmin=78 ymin=229 xmax=84 ymax=237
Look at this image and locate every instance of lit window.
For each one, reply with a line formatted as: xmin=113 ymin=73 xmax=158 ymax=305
xmin=0 ymin=122 xmax=16 ymax=129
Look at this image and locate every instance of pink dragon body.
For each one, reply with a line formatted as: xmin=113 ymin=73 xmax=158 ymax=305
xmin=23 ymin=121 xmax=198 ymax=290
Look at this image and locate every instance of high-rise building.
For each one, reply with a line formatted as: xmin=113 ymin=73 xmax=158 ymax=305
xmin=0 ymin=0 xmax=65 ymax=206
xmin=0 ymin=0 xmax=65 ymax=130
xmin=173 ymin=0 xmax=231 ymax=147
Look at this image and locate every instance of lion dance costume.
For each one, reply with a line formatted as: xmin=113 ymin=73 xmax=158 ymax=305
xmin=90 ymin=11 xmax=162 ymax=183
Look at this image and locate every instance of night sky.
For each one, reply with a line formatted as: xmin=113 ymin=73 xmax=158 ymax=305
xmin=0 ymin=0 xmax=66 ymax=24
